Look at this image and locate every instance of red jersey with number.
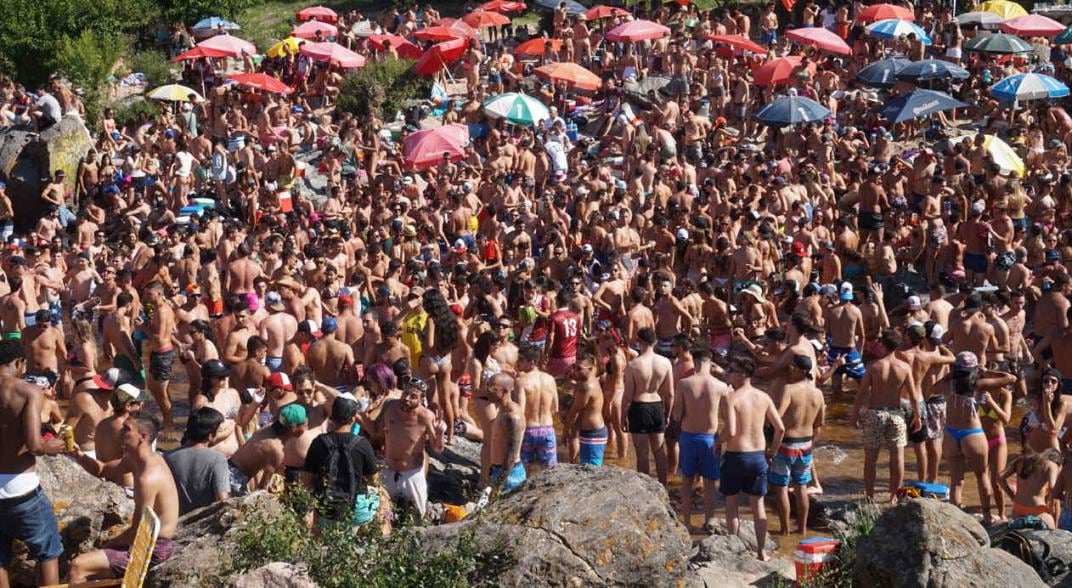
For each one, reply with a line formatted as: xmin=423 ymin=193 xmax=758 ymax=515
xmin=549 ymin=309 xmax=580 ymax=359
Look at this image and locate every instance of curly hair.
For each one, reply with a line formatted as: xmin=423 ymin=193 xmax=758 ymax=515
xmin=423 ymin=288 xmax=460 ymax=355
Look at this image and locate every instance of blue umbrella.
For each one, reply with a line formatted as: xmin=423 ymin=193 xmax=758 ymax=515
xmin=193 ymin=16 xmax=241 ymax=31
xmin=866 ymin=19 xmax=932 ymax=45
xmin=991 ymin=72 xmax=1070 ymax=102
xmin=857 ymin=58 xmax=912 ymax=88
xmin=535 ymin=0 xmax=586 ymax=15
xmin=755 ymin=95 xmax=831 ymax=126
xmin=878 ymin=89 xmax=967 ymax=123
xmin=896 ymin=59 xmax=970 ymax=82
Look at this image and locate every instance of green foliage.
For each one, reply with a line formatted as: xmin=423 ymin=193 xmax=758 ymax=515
xmin=802 ymin=502 xmax=882 ymax=588
xmin=124 ymin=50 xmax=173 ymax=89
xmin=158 ymin=0 xmax=262 ymax=25
xmin=337 ymin=58 xmax=430 ymax=120
xmin=107 ymin=98 xmax=161 ymax=128
xmin=53 ymin=30 xmax=130 ymax=128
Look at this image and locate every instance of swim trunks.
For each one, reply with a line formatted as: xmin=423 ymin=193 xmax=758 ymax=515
xmin=627 ymin=401 xmax=666 ymax=435
xmin=227 ymin=460 xmax=250 ymax=496
xmin=720 ymin=450 xmax=768 ymax=497
xmin=826 ymin=345 xmax=865 ymax=379
xmin=104 ymin=537 xmax=173 ymax=577
xmin=768 ymin=437 xmax=813 ymax=487
xmin=149 ymin=348 xmax=176 ymax=382
xmin=678 ymin=431 xmax=720 ymax=480
xmin=578 ymin=426 xmax=608 ymax=467
xmin=384 ymin=466 xmax=428 ymax=518
xmin=924 ymin=395 xmax=946 ymax=441
xmin=963 ymin=252 xmax=988 ymax=274
xmin=266 ymin=356 xmax=284 ymax=373
xmin=490 ymin=462 xmax=527 ymax=494
xmin=520 ymin=425 xmax=558 ymax=467
xmin=861 ymin=407 xmax=907 ymax=449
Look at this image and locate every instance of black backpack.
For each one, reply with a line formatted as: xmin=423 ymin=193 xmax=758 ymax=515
xmin=316 ymin=434 xmax=363 ymax=520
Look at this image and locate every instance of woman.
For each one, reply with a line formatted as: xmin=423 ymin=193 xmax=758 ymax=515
xmin=979 ymin=368 xmax=1013 ymax=521
xmin=419 ymin=288 xmax=462 ymax=445
xmin=193 ymin=359 xmax=243 ymax=457
xmin=62 ymin=318 xmax=98 ymax=399
xmin=596 ymin=323 xmax=632 ymax=461
xmin=180 ymin=319 xmax=220 ymax=396
xmin=1021 ymin=368 xmax=1066 ymax=454
xmin=1000 ymin=450 xmax=1060 ymax=528
xmin=468 ymin=330 xmax=508 ymax=487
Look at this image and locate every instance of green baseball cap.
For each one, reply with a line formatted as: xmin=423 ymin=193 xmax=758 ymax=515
xmin=278 ymin=403 xmax=308 ymax=427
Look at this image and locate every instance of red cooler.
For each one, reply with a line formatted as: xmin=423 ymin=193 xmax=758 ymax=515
xmin=794 ymin=537 xmax=840 ymax=585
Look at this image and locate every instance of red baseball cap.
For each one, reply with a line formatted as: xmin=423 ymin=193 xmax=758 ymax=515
xmin=267 ymin=372 xmax=293 ymax=391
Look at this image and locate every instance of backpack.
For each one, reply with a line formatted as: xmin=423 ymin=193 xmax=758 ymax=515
xmin=316 ymin=434 xmax=364 ymax=521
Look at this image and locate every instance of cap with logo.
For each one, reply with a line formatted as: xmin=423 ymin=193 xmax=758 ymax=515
xmin=907 ymin=295 xmax=922 ymax=310
xmin=840 ymin=282 xmax=854 ymax=301
xmin=297 ymin=320 xmax=321 ymax=337
xmin=115 ymin=383 xmax=149 ymax=404
xmin=267 ymin=372 xmax=293 ymax=391
xmin=91 ymin=368 xmax=126 ymax=391
xmin=953 ymin=351 xmax=979 ymax=372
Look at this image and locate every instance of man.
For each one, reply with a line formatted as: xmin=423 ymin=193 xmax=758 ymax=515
xmin=164 ymin=407 xmax=231 ymax=515
xmin=770 ymin=355 xmax=825 ymax=536
xmin=0 ymin=339 xmax=67 ymax=587
xmin=851 ymin=329 xmax=921 ymax=503
xmin=143 ymin=281 xmax=178 ymax=433
xmin=374 ymin=377 xmax=443 ymax=520
xmin=221 ymin=298 xmax=256 ymax=366
xmin=259 ymin=291 xmax=297 ymax=372
xmin=102 ymin=292 xmax=143 ymax=386
xmin=226 ymin=403 xmax=308 ymax=495
xmin=824 ymin=282 xmax=866 ymax=394
xmin=723 ymin=353 xmax=783 ymax=561
xmin=68 ymin=413 xmax=179 ymax=583
xmin=92 ymin=384 xmax=147 ymax=487
xmin=24 ymin=310 xmax=64 ymax=374
xmin=564 ymin=352 xmax=606 ymax=466
xmin=543 ymin=289 xmax=580 ymax=379
xmin=306 ymin=316 xmax=355 ymax=388
xmin=488 ymin=372 xmax=527 ymax=494
xmin=622 ymin=327 xmax=673 ymax=486
xmin=517 ymin=345 xmax=559 ymax=474
xmin=65 ymin=368 xmax=126 ymax=457
xmin=672 ymin=347 xmax=735 ymax=532
xmin=304 ymin=395 xmax=380 ymax=528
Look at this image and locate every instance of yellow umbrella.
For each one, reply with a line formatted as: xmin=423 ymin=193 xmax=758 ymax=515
xmin=267 ymin=37 xmax=305 ymax=58
xmin=978 ymin=0 xmax=1028 ymax=19
xmin=146 ymin=84 xmax=203 ymax=102
xmin=981 ymin=134 xmax=1025 ymax=177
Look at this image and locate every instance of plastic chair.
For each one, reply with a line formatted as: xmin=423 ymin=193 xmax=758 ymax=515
xmin=44 ymin=507 xmax=161 ymax=588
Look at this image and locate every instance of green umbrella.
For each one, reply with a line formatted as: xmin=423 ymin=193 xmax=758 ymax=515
xmin=963 ymin=32 xmax=1034 ymax=54
xmin=483 ymin=93 xmax=551 ymax=126
xmin=1055 ymin=24 xmax=1072 ymax=45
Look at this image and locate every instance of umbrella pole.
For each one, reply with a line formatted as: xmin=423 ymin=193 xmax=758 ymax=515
xmin=440 ymin=53 xmax=457 ymax=85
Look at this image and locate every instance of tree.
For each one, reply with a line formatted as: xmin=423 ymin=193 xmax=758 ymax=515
xmin=337 ymin=58 xmax=431 ymax=120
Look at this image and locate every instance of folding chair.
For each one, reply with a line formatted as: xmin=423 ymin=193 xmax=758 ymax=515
xmin=44 ymin=507 xmax=161 ymax=588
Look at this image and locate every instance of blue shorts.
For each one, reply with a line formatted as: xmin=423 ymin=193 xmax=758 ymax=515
xmin=1060 ymin=508 xmax=1072 ymax=532
xmin=490 ymin=462 xmax=527 ymax=493
xmin=0 ymin=486 xmax=63 ymax=566
xmin=964 ymin=251 xmax=988 ymax=274
xmin=761 ymin=31 xmax=777 ymax=45
xmin=827 ymin=345 xmax=865 ymax=379
xmin=520 ymin=425 xmax=558 ymax=467
xmin=678 ymin=431 xmax=720 ymax=480
xmin=266 ymin=356 xmax=283 ymax=373
xmin=720 ymin=451 xmax=768 ymax=497
xmin=768 ymin=438 xmax=814 ymax=487
xmin=578 ymin=426 xmax=608 ymax=467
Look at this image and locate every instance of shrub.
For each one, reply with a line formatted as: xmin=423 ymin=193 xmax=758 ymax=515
xmin=108 ymin=98 xmax=161 ymax=128
xmin=124 ymin=50 xmax=173 ymax=89
xmin=337 ymin=58 xmax=431 ymax=120
xmin=53 ymin=31 xmax=129 ymax=127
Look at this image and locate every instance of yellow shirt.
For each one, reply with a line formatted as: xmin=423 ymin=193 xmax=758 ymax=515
xmin=400 ymin=310 xmax=428 ymax=367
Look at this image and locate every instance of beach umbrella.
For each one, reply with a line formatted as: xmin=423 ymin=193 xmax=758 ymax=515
xmin=197 ymin=34 xmax=257 ymax=57
xmin=978 ymin=0 xmax=1028 ymax=19
xmin=148 ymin=84 xmax=203 ymax=102
xmin=955 ymin=11 xmax=1004 ymax=28
xmin=414 ymin=20 xmax=479 ymax=41
xmin=586 ymin=4 xmax=630 ymax=19
xmin=534 ymin=61 xmax=602 ymax=91
xmin=755 ymin=95 xmax=831 ymax=125
xmin=786 ymin=27 xmax=852 ymax=55
xmin=1057 ymin=25 xmax=1072 ymax=45
xmin=535 ymin=0 xmax=586 ymax=16
xmin=606 ymin=19 xmax=671 ymax=42
xmin=192 ymin=17 xmax=240 ymax=31
xmin=896 ymin=59 xmax=969 ymax=82
xmin=404 ymin=124 xmax=470 ymax=169
xmin=1001 ymin=14 xmax=1065 ymax=37
xmin=267 ymin=37 xmax=305 ymax=58
xmin=484 ymin=92 xmax=551 ymax=126
xmin=949 ymin=134 xmax=1025 ymax=176
xmin=706 ymin=34 xmax=768 ymax=54
xmin=414 ymin=38 xmax=469 ymax=75
xmin=368 ymin=34 xmax=422 ymax=59
xmin=856 ymin=57 xmax=911 ymax=87
xmin=878 ymin=89 xmax=967 ymax=123
xmin=478 ymin=0 xmax=528 ymax=13
xmin=297 ymin=5 xmax=338 ymax=23
xmin=172 ymin=46 xmax=230 ymax=61
xmin=858 ymin=3 xmax=914 ymax=22
xmin=291 ymin=20 xmax=338 ymax=40
xmin=514 ymin=37 xmax=564 ymax=56
xmin=866 ymin=19 xmax=932 ymax=45
xmin=227 ymin=73 xmax=293 ymax=94
xmin=300 ymin=42 xmax=366 ymax=68
xmin=351 ymin=20 xmax=377 ymax=37
xmin=463 ymin=9 xmax=512 ymax=28
xmin=753 ymin=56 xmax=812 ymax=86
xmin=963 ymin=32 xmax=1033 ymax=54
xmin=991 ymin=72 xmax=1070 ymax=102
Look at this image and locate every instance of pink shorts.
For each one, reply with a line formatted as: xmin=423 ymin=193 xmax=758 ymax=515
xmin=546 ymin=355 xmax=576 ymax=379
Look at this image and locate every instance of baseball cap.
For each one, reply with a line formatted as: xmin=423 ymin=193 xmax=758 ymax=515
xmin=928 ymin=323 xmax=946 ymax=342
xmin=839 ymin=282 xmax=854 ymax=301
xmin=792 ymin=354 xmax=814 ymax=379
xmin=970 ymin=200 xmax=985 ymax=215
xmin=91 ymin=368 xmax=125 ymax=391
xmin=332 ymin=395 xmax=360 ymax=423
xmin=820 ymin=284 xmax=837 ymax=298
xmin=321 ymin=316 xmax=338 ymax=333
xmin=115 ymin=383 xmax=148 ymax=404
xmin=1046 ymin=248 xmax=1061 ymax=262
xmin=453 ymin=239 xmax=466 ymax=254
xmin=676 ymin=228 xmax=689 ymax=240
xmin=267 ymin=372 xmax=293 ymax=391
xmin=297 ymin=320 xmax=321 ymax=337
xmin=338 ymin=294 xmax=354 ymax=307
xmin=200 ymin=359 xmax=230 ymax=379
xmin=582 ymin=243 xmax=594 ymax=254
xmin=792 ymin=241 xmax=806 ymax=256
xmin=278 ymin=403 xmax=308 ymax=427
xmin=953 ymin=351 xmax=979 ymax=372
xmin=907 ymin=295 xmax=922 ymax=310
xmin=265 ymin=291 xmax=285 ymax=311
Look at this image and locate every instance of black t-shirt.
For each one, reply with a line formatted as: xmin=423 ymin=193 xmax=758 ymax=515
xmin=303 ymin=431 xmax=378 ymax=497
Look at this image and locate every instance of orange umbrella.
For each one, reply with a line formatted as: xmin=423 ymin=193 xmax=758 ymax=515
xmin=514 ymin=37 xmax=563 ymax=56
xmin=706 ymin=34 xmax=768 ymax=55
xmin=858 ymin=3 xmax=914 ymax=22
xmin=786 ymin=27 xmax=852 ymax=55
xmin=415 ymin=38 xmax=470 ymax=75
xmin=585 ymin=4 xmax=629 ymax=19
xmin=368 ymin=34 xmax=422 ymax=59
xmin=478 ymin=0 xmax=527 ymax=13
xmin=753 ymin=56 xmax=812 ymax=85
xmin=414 ymin=20 xmax=479 ymax=41
xmin=534 ymin=62 xmax=602 ymax=91
xmin=173 ymin=46 xmax=230 ymax=61
xmin=227 ymin=73 xmax=293 ymax=94
xmin=463 ymin=9 xmax=511 ymax=28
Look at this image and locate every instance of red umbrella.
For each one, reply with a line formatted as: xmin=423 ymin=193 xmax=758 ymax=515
xmin=227 ymin=73 xmax=293 ymax=94
xmin=605 ymin=19 xmax=671 ymax=42
xmin=414 ymin=20 xmax=478 ymax=41
xmin=858 ymin=3 xmax=914 ymax=23
xmin=478 ymin=0 xmax=527 ymax=13
xmin=415 ymin=38 xmax=470 ymax=75
xmin=297 ymin=5 xmax=338 ymax=23
xmin=368 ymin=34 xmax=422 ymax=59
xmin=404 ymin=124 xmax=470 ymax=169
xmin=300 ymin=42 xmax=366 ymax=68
xmin=706 ymin=34 xmax=768 ymax=55
xmin=291 ymin=20 xmax=338 ymax=40
xmin=514 ymin=37 xmax=563 ymax=56
xmin=753 ymin=56 xmax=813 ymax=85
xmin=534 ymin=62 xmax=602 ymax=91
xmin=172 ymin=46 xmax=230 ymax=61
xmin=197 ymin=34 xmax=257 ymax=57
xmin=1001 ymin=14 xmax=1065 ymax=37
xmin=786 ymin=27 xmax=853 ymax=55
xmin=463 ymin=9 xmax=511 ymax=28
xmin=585 ymin=4 xmax=630 ymax=19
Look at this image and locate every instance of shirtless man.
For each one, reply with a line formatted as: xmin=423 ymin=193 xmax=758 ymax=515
xmin=92 ymin=384 xmax=146 ymax=487
xmin=723 ymin=353 xmax=783 ymax=561
xmin=624 ymin=287 xmax=655 ymax=343
xmin=0 ymin=339 xmax=68 ymax=587
xmin=1035 ymin=307 xmax=1072 ymax=395
xmin=948 ymin=294 xmax=997 ymax=367
xmin=770 ymin=355 xmax=825 ymax=536
xmin=673 ymin=347 xmax=735 ymax=532
xmin=143 ymin=281 xmax=178 ymax=433
xmin=221 ymin=298 xmax=255 ymax=365
xmin=23 ymin=310 xmax=65 ymax=374
xmin=900 ymin=323 xmax=956 ymax=483
xmin=0 ymin=278 xmax=26 ymax=339
xmin=225 ymin=242 xmax=262 ymax=295
xmin=653 ymin=279 xmax=694 ymax=357
xmin=487 ymin=372 xmax=527 ymax=495
xmin=65 ymin=369 xmax=125 ymax=457
xmin=229 ymin=337 xmax=270 ymax=430
xmin=565 ymin=352 xmax=606 ymax=466
xmin=306 ymin=317 xmax=355 ymax=388
xmin=515 ymin=346 xmax=558 ymax=474
xmin=259 ymin=291 xmax=297 ymax=373
xmin=68 ymin=413 xmax=178 ymax=583
xmin=623 ymin=328 xmax=673 ymax=486
xmin=226 ymin=403 xmax=308 ymax=495
xmin=851 ymin=330 xmax=921 ymax=503
xmin=373 ymin=377 xmax=443 ymax=520
xmin=824 ymin=282 xmax=866 ymax=394
xmin=102 ymin=292 xmax=143 ymax=385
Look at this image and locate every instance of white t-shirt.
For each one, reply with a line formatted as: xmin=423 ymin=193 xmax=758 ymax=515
xmin=36 ymin=94 xmax=61 ymax=121
xmin=175 ymin=151 xmax=195 ymax=177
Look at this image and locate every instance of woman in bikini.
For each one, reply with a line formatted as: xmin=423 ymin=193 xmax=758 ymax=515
xmin=596 ymin=322 xmax=634 ymax=461
xmin=1000 ymin=450 xmax=1061 ymax=528
xmin=419 ymin=288 xmax=461 ymax=445
xmin=193 ymin=359 xmax=243 ymax=458
xmin=1021 ymin=368 xmax=1066 ymax=455
xmin=62 ymin=317 xmax=98 ymax=399
xmin=180 ymin=319 xmax=219 ymax=397
xmin=980 ymin=375 xmax=1013 ymax=521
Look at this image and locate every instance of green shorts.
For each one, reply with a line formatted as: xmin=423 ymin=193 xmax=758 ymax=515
xmin=2 ymin=332 xmax=20 ymax=340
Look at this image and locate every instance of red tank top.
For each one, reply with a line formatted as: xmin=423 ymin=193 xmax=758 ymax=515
xmin=550 ymin=309 xmax=580 ymax=359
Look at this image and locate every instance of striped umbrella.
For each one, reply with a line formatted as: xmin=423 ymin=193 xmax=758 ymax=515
xmin=484 ymin=93 xmax=551 ymax=126
xmin=991 ymin=72 xmax=1070 ymax=102
xmin=147 ymin=84 xmax=203 ymax=102
xmin=866 ymin=19 xmax=932 ymax=45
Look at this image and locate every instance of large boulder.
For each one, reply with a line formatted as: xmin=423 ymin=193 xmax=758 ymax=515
xmin=423 ymin=465 xmax=691 ymax=586
xmin=854 ymin=498 xmax=1047 ymax=587
xmin=231 ymin=562 xmax=317 ymax=588
xmin=689 ymin=520 xmax=792 ymax=587
xmin=992 ymin=528 xmax=1072 ymax=586
xmin=426 ymin=437 xmax=481 ymax=505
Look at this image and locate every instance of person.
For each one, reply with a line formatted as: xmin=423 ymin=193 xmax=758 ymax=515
xmin=226 ymin=403 xmax=308 ymax=495
xmin=672 ymin=346 xmax=734 ymax=532
xmin=304 ymin=395 xmax=380 ymax=528
xmin=543 ymin=289 xmax=580 ymax=378
xmin=143 ymin=281 xmax=178 ymax=435
xmin=68 ymin=413 xmax=179 ymax=583
xmin=770 ymin=355 xmax=825 ymax=536
xmin=723 ymin=353 xmax=783 ymax=562
xmin=516 ymin=345 xmax=559 ymax=474
xmin=373 ymin=376 xmax=443 ymax=520
xmin=1000 ymin=450 xmax=1060 ymax=528
xmin=622 ymin=327 xmax=673 ymax=486
xmin=564 ymin=350 xmax=606 ymax=466
xmin=90 ymin=383 xmax=147 ymax=487
xmin=824 ymin=282 xmax=866 ymax=395
xmin=164 ymin=407 xmax=231 ymax=515
xmin=488 ymin=372 xmax=526 ymax=495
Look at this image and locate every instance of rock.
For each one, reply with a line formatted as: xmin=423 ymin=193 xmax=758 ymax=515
xmin=423 ymin=465 xmax=691 ymax=586
xmin=854 ymin=498 xmax=1047 ymax=588
xmin=426 ymin=437 xmax=481 ymax=505
xmin=149 ymin=492 xmax=282 ymax=587
xmin=688 ymin=560 xmax=794 ymax=588
xmin=700 ymin=519 xmax=780 ymax=555
xmin=690 ymin=520 xmax=789 ymax=588
xmin=231 ymin=562 xmax=317 ymax=588
xmin=992 ymin=528 xmax=1072 ymax=586
xmin=807 ymin=495 xmax=872 ymax=534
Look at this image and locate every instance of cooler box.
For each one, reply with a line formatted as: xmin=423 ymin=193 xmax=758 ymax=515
xmin=566 ymin=122 xmax=578 ymax=142
xmin=905 ymin=481 xmax=950 ymax=500
xmin=179 ymin=205 xmax=204 ymax=218
xmin=277 ymin=190 xmax=294 ymax=213
xmin=794 ymin=537 xmax=839 ymax=585
xmin=192 ymin=198 xmax=216 ymax=208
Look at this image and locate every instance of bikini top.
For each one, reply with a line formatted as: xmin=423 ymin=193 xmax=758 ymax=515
xmin=481 ymin=356 xmax=502 ymax=387
xmin=947 ymin=381 xmax=979 ymax=419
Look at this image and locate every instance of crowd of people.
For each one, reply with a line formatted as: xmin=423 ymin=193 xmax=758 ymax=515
xmin=6 ymin=0 xmax=1072 ymax=582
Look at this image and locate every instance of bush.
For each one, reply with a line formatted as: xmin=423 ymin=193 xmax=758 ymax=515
xmin=803 ymin=502 xmax=882 ymax=588
xmin=108 ymin=98 xmax=161 ymax=128
xmin=124 ymin=50 xmax=173 ymax=89
xmin=53 ymin=31 xmax=129 ymax=127
xmin=337 ymin=58 xmax=431 ymax=120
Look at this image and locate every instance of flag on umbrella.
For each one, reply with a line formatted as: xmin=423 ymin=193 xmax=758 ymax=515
xmin=1001 ymin=14 xmax=1065 ymax=37
xmin=786 ymin=27 xmax=852 ymax=55
xmin=297 ymin=5 xmax=338 ymax=23
xmin=856 ymin=58 xmax=911 ymax=87
xmin=858 ymin=3 xmax=914 ymax=22
xmin=606 ymin=19 xmax=671 ymax=42
xmin=878 ymin=89 xmax=967 ymax=123
xmin=950 ymin=134 xmax=1025 ymax=176
xmin=484 ymin=93 xmax=551 ymax=126
xmin=514 ymin=37 xmax=563 ymax=56
xmin=227 ymin=73 xmax=293 ymax=94
xmin=586 ymin=4 xmax=630 ymax=19
xmin=148 ymin=84 xmax=203 ymax=102
xmin=896 ymin=59 xmax=969 ymax=82
xmin=866 ymin=19 xmax=931 ymax=45
xmin=978 ymin=0 xmax=1028 ymax=19
xmin=955 ymin=11 xmax=1004 ymax=28
xmin=755 ymin=94 xmax=831 ymax=125
xmin=991 ymin=72 xmax=1070 ymax=102
xmin=404 ymin=124 xmax=470 ymax=169
xmin=963 ymin=32 xmax=1033 ymax=54
xmin=291 ymin=20 xmax=338 ymax=39
xmin=193 ymin=17 xmax=240 ymax=31
xmin=534 ymin=62 xmax=602 ymax=91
